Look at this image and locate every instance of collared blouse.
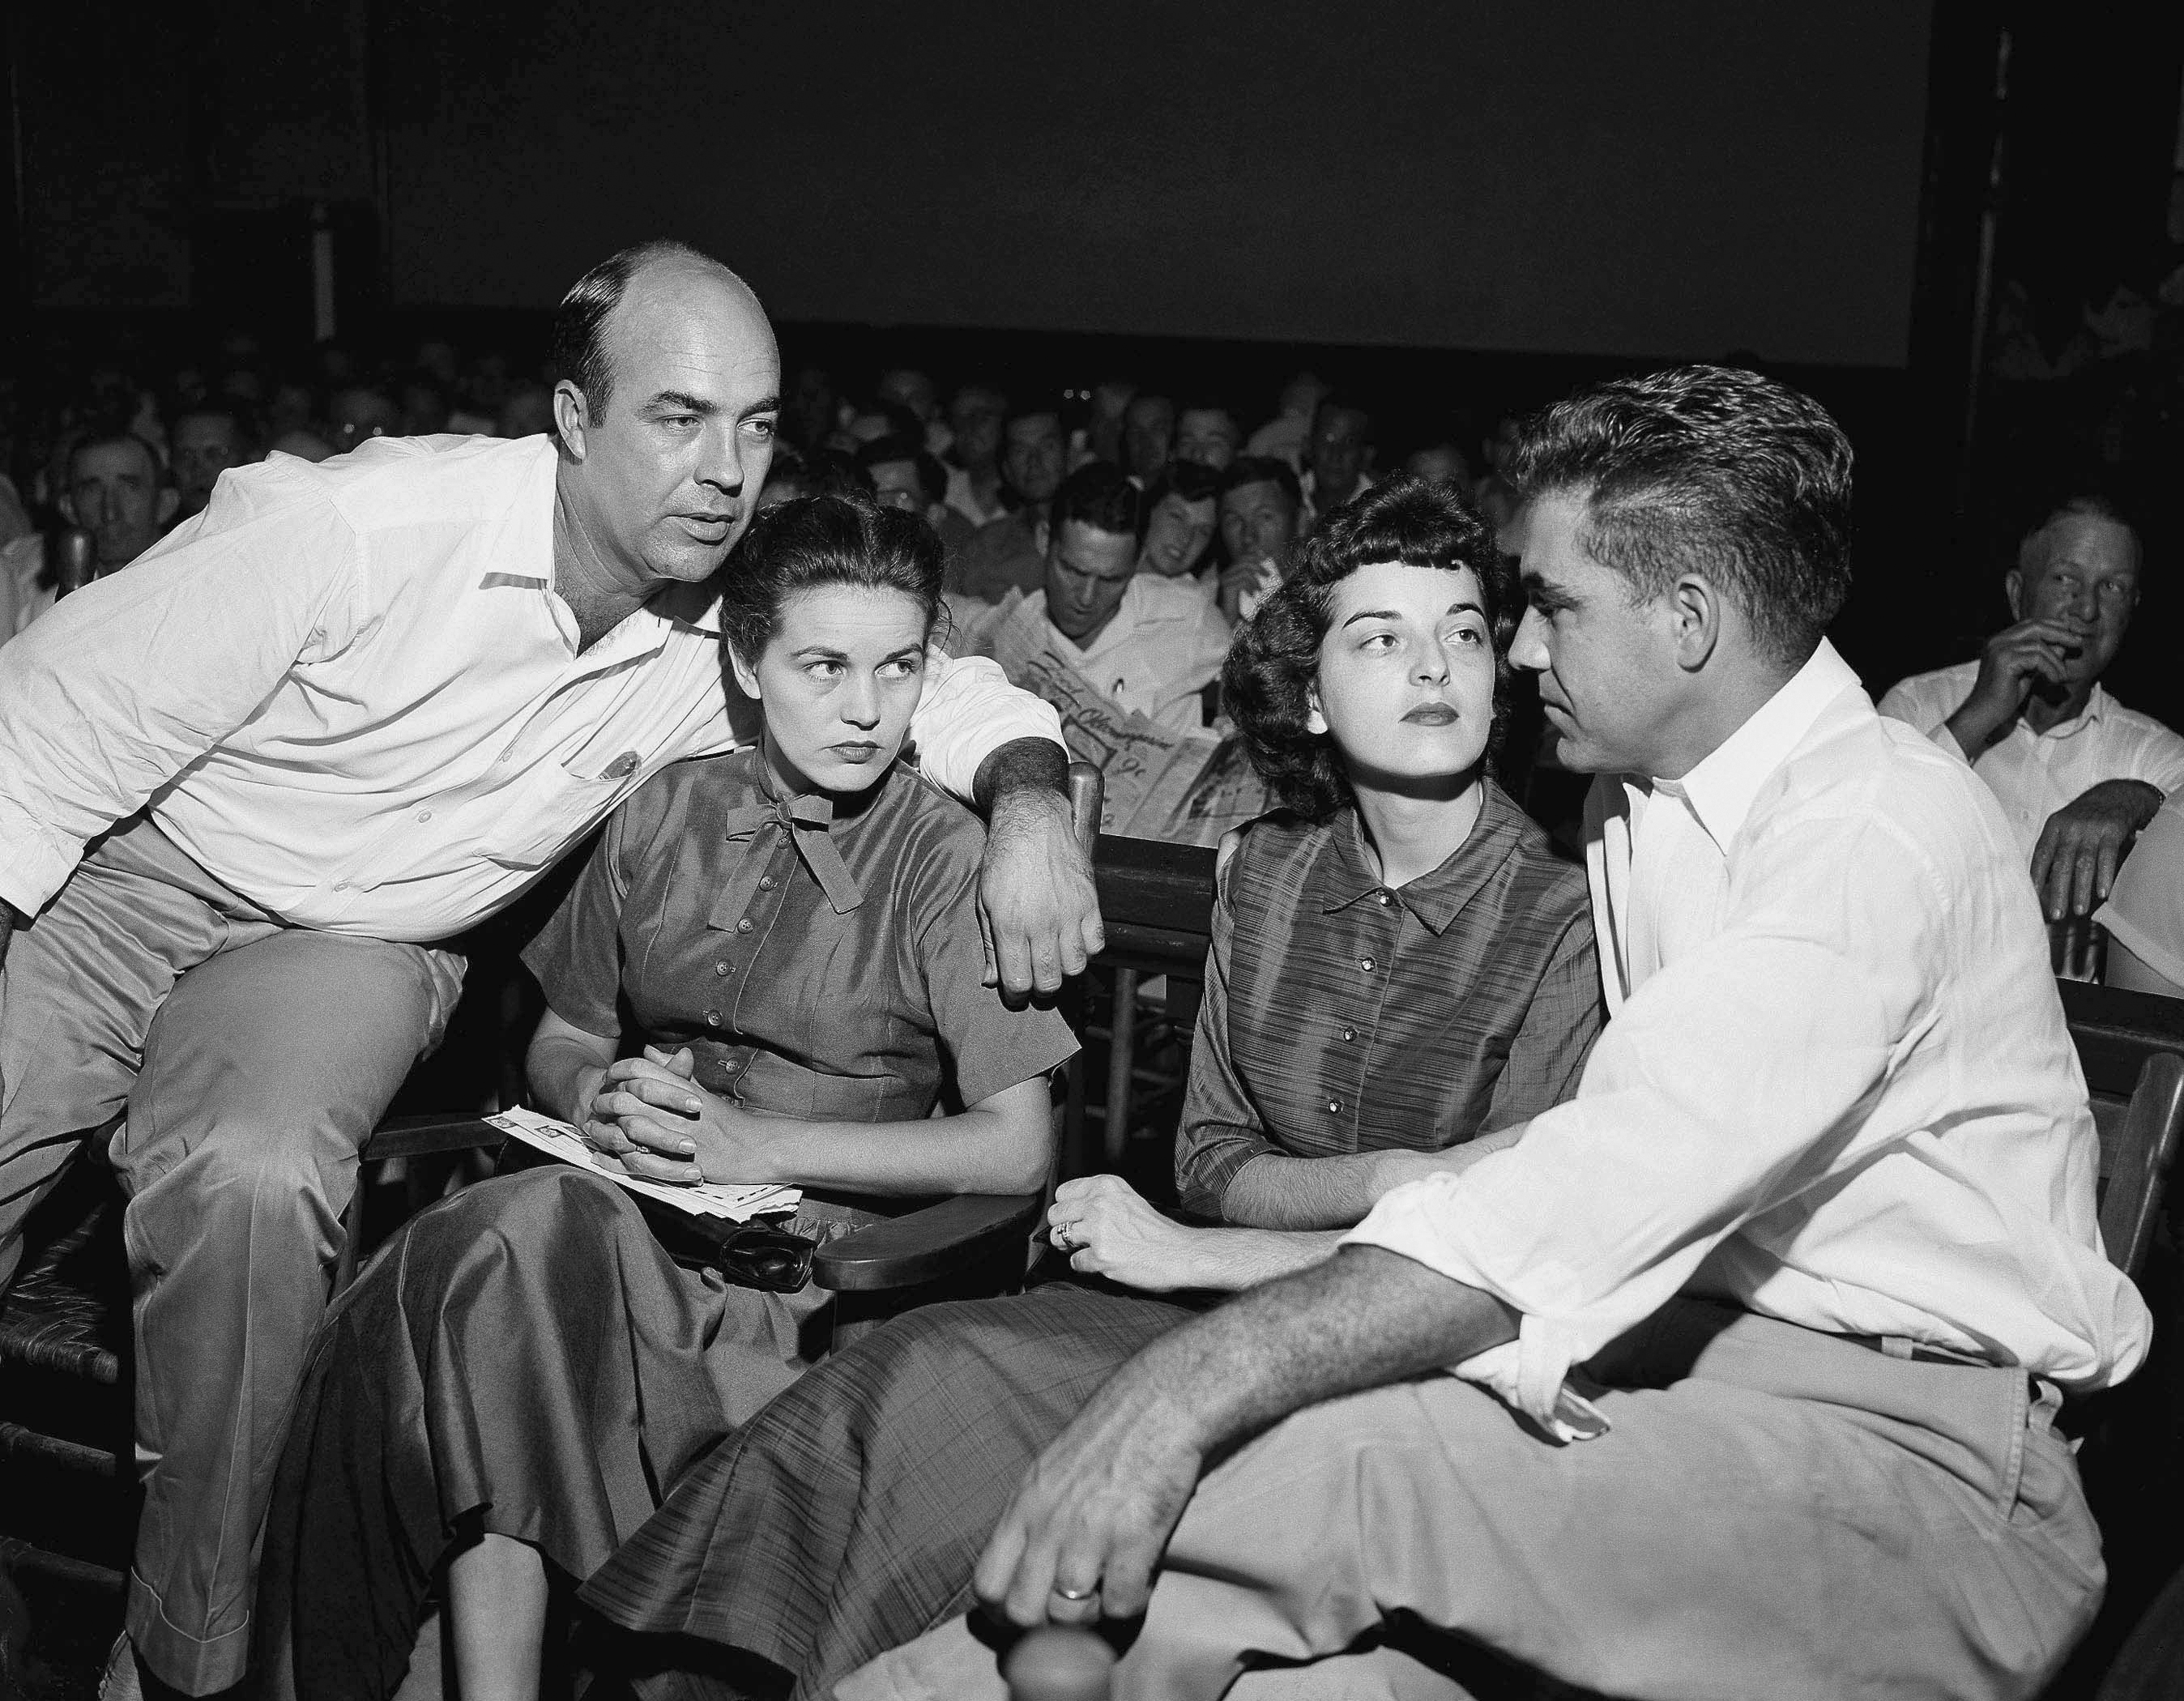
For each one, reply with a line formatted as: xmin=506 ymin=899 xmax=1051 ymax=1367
xmin=1174 ymin=779 xmax=1602 ymax=1218
xmin=523 ymin=749 xmax=1077 ymax=1123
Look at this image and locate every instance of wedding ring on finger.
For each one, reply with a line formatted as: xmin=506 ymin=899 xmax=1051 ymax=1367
xmin=1051 ymin=1582 xmax=1097 ymax=1601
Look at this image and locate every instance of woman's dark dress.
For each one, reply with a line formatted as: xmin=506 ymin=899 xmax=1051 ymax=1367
xmin=581 ymin=781 xmax=1602 ymax=1699
xmin=254 ymin=751 xmax=1077 ymax=1701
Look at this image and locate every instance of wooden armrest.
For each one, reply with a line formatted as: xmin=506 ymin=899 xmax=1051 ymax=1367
xmin=362 ymin=1114 xmax=508 ymax=1163
xmin=813 ymin=1192 xmax=1043 ymax=1293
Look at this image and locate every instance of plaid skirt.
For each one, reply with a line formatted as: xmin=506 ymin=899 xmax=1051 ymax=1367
xmin=254 ymin=1166 xmax=868 ymax=1701
xmin=580 ymin=1280 xmax=1197 ymax=1700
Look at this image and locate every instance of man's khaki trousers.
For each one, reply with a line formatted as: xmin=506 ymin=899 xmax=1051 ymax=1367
xmin=0 ymin=816 xmax=462 ymax=1694
xmin=843 ymin=1300 xmax=2106 ymax=1701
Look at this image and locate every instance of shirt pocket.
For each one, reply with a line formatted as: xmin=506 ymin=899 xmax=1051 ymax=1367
xmin=480 ymin=741 xmax=652 ymax=871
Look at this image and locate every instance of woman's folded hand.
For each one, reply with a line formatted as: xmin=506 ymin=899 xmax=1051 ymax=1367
xmin=579 ymin=1046 xmax=704 ymax=1165
xmin=585 ymin=1051 xmax=791 ymax=1187
xmin=1048 ymin=1174 xmax=1205 ymax=1292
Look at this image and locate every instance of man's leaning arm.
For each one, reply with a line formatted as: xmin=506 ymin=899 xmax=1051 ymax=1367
xmin=908 ymin=649 xmax=1064 ymax=803
xmin=968 ymin=729 xmax=1104 ymax=999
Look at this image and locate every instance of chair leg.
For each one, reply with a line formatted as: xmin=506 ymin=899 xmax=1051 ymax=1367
xmin=1061 ymin=1052 xmax=1089 ymax=1182
xmin=1103 ymin=969 xmax=1139 ymax=1168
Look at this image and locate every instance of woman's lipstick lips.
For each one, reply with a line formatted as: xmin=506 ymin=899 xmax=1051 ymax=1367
xmin=1402 ymin=702 xmax=1459 ymax=726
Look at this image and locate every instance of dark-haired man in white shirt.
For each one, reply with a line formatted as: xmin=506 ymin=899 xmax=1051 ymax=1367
xmin=849 ymin=367 xmax=2143 ymax=1701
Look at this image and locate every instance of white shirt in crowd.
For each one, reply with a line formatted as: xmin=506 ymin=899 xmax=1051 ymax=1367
xmin=1299 ymin=467 xmax=1374 ymax=529
xmin=0 ymin=434 xmax=1060 ymax=943
xmin=1877 ymin=661 xmax=2184 ymax=856
xmin=1242 ymin=411 xmax=1311 ymax=471
xmin=943 ymin=466 xmax=1010 ymax=531
xmin=0 ymin=534 xmax=51 ymax=643
xmin=952 ymin=573 xmax=1232 ymax=735
xmin=1346 ymin=642 xmax=2148 ymax=1432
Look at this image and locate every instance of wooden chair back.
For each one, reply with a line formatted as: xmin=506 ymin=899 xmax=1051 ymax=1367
xmin=2061 ymin=983 xmax=2184 ymax=1281
xmin=1065 ymin=761 xmax=1103 ymax=859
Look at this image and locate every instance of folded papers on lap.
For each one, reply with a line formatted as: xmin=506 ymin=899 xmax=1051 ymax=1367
xmin=485 ymin=1106 xmax=802 ymax=1223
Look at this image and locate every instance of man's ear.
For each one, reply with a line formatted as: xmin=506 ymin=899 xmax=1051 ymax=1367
xmin=2004 ymin=568 xmax=2025 ymax=622
xmin=552 ymin=381 xmax=591 ymax=460
xmin=1667 ymin=574 xmax=1724 ymax=673
xmin=58 ymin=492 xmax=79 ymax=527
xmin=727 ymin=642 xmax=762 ymax=702
xmin=156 ymin=488 xmax=180 ymax=526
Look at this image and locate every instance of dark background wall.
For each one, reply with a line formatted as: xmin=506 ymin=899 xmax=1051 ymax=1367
xmin=368 ymin=2 xmax=1932 ymax=362
xmin=18 ymin=2 xmax=1932 ymax=364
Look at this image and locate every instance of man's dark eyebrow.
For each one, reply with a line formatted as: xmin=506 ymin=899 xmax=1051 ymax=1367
xmin=790 ymin=642 xmax=849 ymax=662
xmin=740 ymin=394 xmax=782 ymax=420
xmin=643 ymin=391 xmax=719 ymax=417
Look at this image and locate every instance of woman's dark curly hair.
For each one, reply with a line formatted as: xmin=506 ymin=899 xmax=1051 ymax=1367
xmin=719 ymin=492 xmax=944 ymax=664
xmin=1222 ymin=474 xmax=1515 ymax=821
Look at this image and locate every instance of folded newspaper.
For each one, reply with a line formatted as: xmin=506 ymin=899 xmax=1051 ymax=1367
xmin=486 ymin=1106 xmax=802 ymax=1223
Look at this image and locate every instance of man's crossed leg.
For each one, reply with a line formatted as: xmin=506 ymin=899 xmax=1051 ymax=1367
xmin=842 ymin=1306 xmax=2101 ymax=1701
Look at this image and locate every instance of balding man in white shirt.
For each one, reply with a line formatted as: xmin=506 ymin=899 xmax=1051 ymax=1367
xmin=0 ymin=241 xmax=1096 ymax=1699
xmin=1879 ymin=494 xmax=2184 ymax=923
xmin=848 ymin=368 xmax=2143 ymax=1701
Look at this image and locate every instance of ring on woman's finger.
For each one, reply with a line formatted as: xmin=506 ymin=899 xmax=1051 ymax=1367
xmin=1051 ymin=1582 xmax=1097 ymax=1601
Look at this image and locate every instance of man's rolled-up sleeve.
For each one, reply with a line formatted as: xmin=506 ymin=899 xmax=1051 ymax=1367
xmin=0 ymin=468 xmax=358 ymax=916
xmin=1343 ymin=813 xmax=1926 ymax=1422
xmin=910 ymin=648 xmax=1065 ymax=802
xmin=2123 ymin=722 xmax=2184 ymax=799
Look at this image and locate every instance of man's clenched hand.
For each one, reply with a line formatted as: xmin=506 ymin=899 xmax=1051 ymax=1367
xmin=974 ymin=1347 xmax=1203 ymax=1626
xmin=979 ymin=787 xmax=1103 ymax=998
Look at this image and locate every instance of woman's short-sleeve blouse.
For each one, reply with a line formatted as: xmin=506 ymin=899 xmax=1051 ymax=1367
xmin=523 ymin=750 xmax=1078 ymax=1123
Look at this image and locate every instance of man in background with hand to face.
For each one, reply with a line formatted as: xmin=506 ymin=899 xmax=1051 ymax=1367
xmin=0 ymin=240 xmax=1096 ymax=1700
xmin=1879 ymin=492 xmax=2184 ymax=926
